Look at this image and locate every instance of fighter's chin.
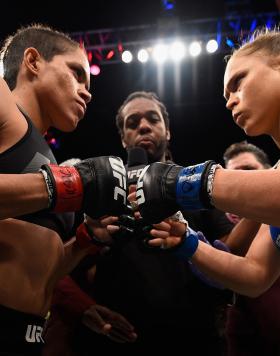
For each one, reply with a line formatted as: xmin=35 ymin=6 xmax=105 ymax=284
xmin=241 ymin=123 xmax=260 ymax=137
xmin=236 ymin=114 xmax=260 ymax=136
xmin=60 ymin=114 xmax=81 ymax=132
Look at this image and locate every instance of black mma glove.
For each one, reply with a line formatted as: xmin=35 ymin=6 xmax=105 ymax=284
xmin=40 ymin=156 xmax=127 ymax=219
xmin=136 ymin=161 xmax=219 ymax=223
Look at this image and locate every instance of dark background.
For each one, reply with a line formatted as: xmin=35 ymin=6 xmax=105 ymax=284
xmin=1 ymin=0 xmax=279 ymax=166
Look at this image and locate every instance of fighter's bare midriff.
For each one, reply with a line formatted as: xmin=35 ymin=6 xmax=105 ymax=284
xmin=0 ymin=219 xmax=65 ymax=316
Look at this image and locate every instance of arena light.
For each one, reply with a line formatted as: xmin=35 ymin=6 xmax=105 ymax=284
xmin=250 ymin=19 xmax=257 ymax=32
xmin=170 ymin=41 xmax=186 ymax=61
xmin=189 ymin=41 xmax=202 ymax=57
xmin=118 ymin=43 xmax=123 ymax=53
xmin=87 ymin=51 xmax=93 ymax=63
xmin=152 ymin=44 xmax=168 ymax=63
xmin=72 ymin=11 xmax=280 ymax=65
xmin=162 ymin=0 xmax=175 ymax=11
xmin=206 ymin=39 xmax=218 ymax=53
xmin=106 ymin=50 xmax=115 ymax=60
xmin=226 ymin=38 xmax=235 ymax=48
xmin=122 ymin=50 xmax=133 ymax=63
xmin=265 ymin=17 xmax=275 ymax=30
xmin=90 ymin=64 xmax=101 ymax=76
xmin=45 ymin=131 xmax=60 ymax=150
xmin=137 ymin=48 xmax=149 ymax=63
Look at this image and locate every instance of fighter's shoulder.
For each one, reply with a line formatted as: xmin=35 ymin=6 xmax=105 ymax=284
xmin=0 ymin=78 xmax=27 ymax=153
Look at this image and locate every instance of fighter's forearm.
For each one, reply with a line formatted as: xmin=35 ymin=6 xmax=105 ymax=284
xmin=59 ymin=220 xmax=108 ymax=279
xmin=0 ymin=173 xmax=49 ymax=219
xmin=213 ymin=169 xmax=280 ymax=226
xmin=58 ymin=237 xmax=95 ymax=279
xmin=191 ymin=241 xmax=268 ymax=297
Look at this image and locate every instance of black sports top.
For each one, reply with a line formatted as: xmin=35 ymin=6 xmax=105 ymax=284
xmin=0 ymin=108 xmax=74 ymax=240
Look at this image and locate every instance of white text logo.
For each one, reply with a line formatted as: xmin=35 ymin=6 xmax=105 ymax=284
xmin=109 ymin=157 xmax=127 ymax=204
xmin=128 ymin=168 xmax=144 ymax=180
xmin=136 ymin=165 xmax=150 ymax=205
xmin=25 ymin=324 xmax=44 ymax=343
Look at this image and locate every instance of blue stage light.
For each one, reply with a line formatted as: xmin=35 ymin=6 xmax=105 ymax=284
xmin=162 ymin=0 xmax=175 ymax=11
xmin=226 ymin=38 xmax=235 ymax=48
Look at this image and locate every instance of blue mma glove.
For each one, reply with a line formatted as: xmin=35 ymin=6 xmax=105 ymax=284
xmin=269 ymin=225 xmax=280 ymax=249
xmin=176 ymin=161 xmax=216 ymax=210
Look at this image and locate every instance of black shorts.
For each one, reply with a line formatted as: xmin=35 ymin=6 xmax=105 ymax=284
xmin=0 ymin=304 xmax=46 ymax=356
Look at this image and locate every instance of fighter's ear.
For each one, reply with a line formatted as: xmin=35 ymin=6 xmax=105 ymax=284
xmin=22 ymin=47 xmax=42 ymax=76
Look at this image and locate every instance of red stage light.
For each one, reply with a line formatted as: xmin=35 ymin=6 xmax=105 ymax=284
xmin=118 ymin=43 xmax=123 ymax=53
xmin=106 ymin=50 xmax=115 ymax=59
xmin=87 ymin=51 xmax=93 ymax=63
